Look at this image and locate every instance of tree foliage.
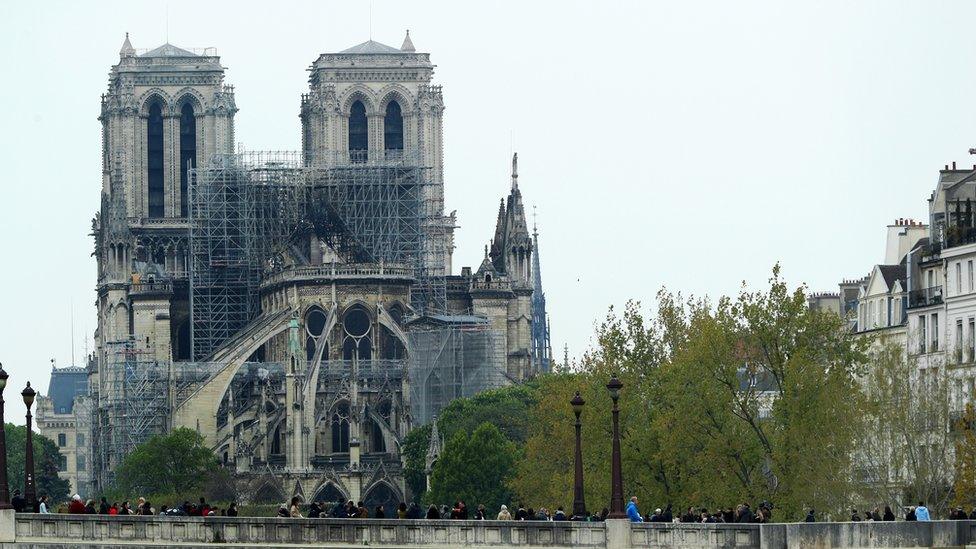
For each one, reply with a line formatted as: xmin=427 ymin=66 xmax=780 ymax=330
xmin=405 ymin=384 xmax=539 ymax=503
xmin=110 ymin=427 xmax=219 ymax=500
xmin=859 ymin=341 xmax=954 ymax=514
xmin=426 ymin=422 xmax=517 ymax=512
xmin=3 ymin=424 xmax=69 ymax=502
xmin=952 ymin=403 xmax=976 ymax=510
xmin=402 ymin=423 xmax=432 ymax=500
xmin=512 ymin=266 xmax=867 ymax=520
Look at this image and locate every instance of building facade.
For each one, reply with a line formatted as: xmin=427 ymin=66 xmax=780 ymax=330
xmin=35 ymin=365 xmax=92 ymax=497
xmin=79 ymin=32 xmax=551 ymax=504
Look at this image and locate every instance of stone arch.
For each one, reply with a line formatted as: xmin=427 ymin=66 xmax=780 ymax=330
xmin=138 ymin=89 xmax=173 ymax=115
xmin=340 ymin=87 xmax=377 ymax=116
xmin=173 ymin=87 xmax=206 ymax=114
xmin=311 ymin=481 xmax=349 ymax=505
xmin=377 ymin=85 xmax=414 ymax=115
xmin=362 ymin=479 xmax=403 ymax=514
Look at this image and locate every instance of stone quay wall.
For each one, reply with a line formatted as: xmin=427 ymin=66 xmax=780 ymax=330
xmin=0 ymin=512 xmax=973 ymax=548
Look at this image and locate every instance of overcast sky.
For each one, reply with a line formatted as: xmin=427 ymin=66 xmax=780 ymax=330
xmin=1 ymin=1 xmax=975 ymax=423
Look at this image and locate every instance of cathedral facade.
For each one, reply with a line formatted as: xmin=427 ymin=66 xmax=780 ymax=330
xmin=74 ymin=32 xmax=551 ymax=506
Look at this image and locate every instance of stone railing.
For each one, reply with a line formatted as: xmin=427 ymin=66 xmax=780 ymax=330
xmin=260 ymin=263 xmax=415 ymax=289
xmin=8 ymin=514 xmax=606 ymax=548
xmin=2 ymin=513 xmax=975 ymax=549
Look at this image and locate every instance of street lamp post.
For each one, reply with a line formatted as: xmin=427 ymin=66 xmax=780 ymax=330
xmin=606 ymin=375 xmax=625 ymax=519
xmin=0 ymin=365 xmax=11 ymax=510
xmin=570 ymin=391 xmax=586 ymax=519
xmin=22 ymin=382 xmax=36 ymax=513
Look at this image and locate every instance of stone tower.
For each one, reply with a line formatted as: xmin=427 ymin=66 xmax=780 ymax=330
xmin=91 ymin=34 xmax=236 ymax=487
xmin=300 ymin=31 xmax=455 ymax=278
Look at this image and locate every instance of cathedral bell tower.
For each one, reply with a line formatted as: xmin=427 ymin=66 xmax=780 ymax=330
xmin=300 ymin=31 xmax=455 ymax=279
xmin=92 ymin=35 xmax=237 ymax=489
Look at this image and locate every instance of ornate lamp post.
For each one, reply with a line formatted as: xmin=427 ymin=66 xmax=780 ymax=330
xmin=606 ymin=375 xmax=625 ymax=519
xmin=0 ymin=365 xmax=11 ymax=510
xmin=570 ymin=391 xmax=586 ymax=519
xmin=22 ymin=382 xmax=36 ymax=512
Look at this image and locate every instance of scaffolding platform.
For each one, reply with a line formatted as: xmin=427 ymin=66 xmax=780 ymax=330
xmin=189 ymin=150 xmax=444 ymax=361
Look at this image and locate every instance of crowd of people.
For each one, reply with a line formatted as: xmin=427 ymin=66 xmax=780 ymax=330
xmin=840 ymin=502 xmax=976 ymax=522
xmin=623 ymin=498 xmax=776 ymax=524
xmin=17 ymin=490 xmax=976 ymax=524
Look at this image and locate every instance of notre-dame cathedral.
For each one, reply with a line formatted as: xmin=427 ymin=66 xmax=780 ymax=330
xmin=67 ymin=31 xmax=552 ymax=507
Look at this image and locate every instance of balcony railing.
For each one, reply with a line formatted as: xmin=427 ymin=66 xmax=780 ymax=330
xmin=945 ymin=226 xmax=976 ymax=249
xmin=908 ymin=286 xmax=943 ymax=309
xmin=129 ymin=282 xmax=173 ymax=296
xmin=920 ymin=241 xmax=942 ymax=261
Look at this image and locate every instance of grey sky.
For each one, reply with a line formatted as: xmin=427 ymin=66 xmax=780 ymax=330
xmin=1 ymin=1 xmax=974 ymax=423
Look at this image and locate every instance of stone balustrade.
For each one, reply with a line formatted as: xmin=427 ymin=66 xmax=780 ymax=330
xmin=0 ymin=512 xmax=974 ymax=548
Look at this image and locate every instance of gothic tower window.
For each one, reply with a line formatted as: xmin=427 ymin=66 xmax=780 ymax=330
xmin=147 ymin=102 xmax=165 ymax=218
xmin=179 ymin=102 xmax=196 ymax=218
xmin=384 ymin=101 xmax=403 ymax=152
xmin=348 ymin=100 xmax=368 ymax=162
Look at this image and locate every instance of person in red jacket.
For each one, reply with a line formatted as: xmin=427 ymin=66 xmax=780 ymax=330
xmin=68 ymin=495 xmax=86 ymax=514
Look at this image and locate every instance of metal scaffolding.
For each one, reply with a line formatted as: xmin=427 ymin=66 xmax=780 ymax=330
xmin=189 ymin=150 xmax=442 ymax=361
xmin=92 ymin=340 xmax=222 ymax=490
xmin=407 ymin=316 xmax=505 ymax=426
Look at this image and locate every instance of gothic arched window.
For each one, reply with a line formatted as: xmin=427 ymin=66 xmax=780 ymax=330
xmin=331 ymin=403 xmax=350 ymax=453
xmin=147 ymin=102 xmax=165 ymax=218
xmin=348 ymin=100 xmax=368 ymax=162
xmin=384 ymin=101 xmax=403 ymax=152
xmin=179 ymin=102 xmax=196 ymax=218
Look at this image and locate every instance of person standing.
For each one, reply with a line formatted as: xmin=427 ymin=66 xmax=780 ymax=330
xmin=11 ymin=490 xmax=25 ymax=513
xmin=37 ymin=495 xmax=49 ymax=514
xmin=497 ymin=505 xmax=512 ymax=520
xmin=289 ymin=497 xmax=304 ymax=518
xmin=625 ymin=496 xmax=643 ymax=522
xmin=805 ymin=509 xmax=816 ymax=522
xmin=915 ymin=502 xmax=931 ymax=521
xmin=883 ymin=506 xmax=895 ymax=521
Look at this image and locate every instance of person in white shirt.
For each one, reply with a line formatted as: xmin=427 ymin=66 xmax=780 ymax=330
xmin=38 ymin=495 xmax=49 ymax=514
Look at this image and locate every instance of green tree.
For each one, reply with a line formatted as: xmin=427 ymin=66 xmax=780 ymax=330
xmin=402 ymin=423 xmax=433 ymax=500
xmin=952 ymin=403 xmax=976 ymax=510
xmin=3 ymin=424 xmax=70 ymax=502
xmin=512 ymin=266 xmax=868 ymax=520
xmin=860 ymin=341 xmax=954 ymax=515
xmin=110 ymin=427 xmax=219 ymax=500
xmin=437 ymin=384 xmax=538 ymax=445
xmin=404 ymin=384 xmax=539 ymax=502
xmin=426 ymin=422 xmax=516 ymax=512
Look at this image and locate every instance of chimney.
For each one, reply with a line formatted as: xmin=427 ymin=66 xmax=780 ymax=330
xmin=953 ymin=161 xmax=957 ymax=170
xmin=945 ymin=164 xmax=950 ymax=170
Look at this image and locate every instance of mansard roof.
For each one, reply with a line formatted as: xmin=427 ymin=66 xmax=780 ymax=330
xmin=141 ymin=43 xmax=199 ymax=58
xmin=878 ymin=264 xmax=906 ymax=290
xmin=340 ymin=40 xmax=405 ymax=54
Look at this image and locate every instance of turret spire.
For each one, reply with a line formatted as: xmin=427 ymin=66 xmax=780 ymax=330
xmin=401 ymin=29 xmax=416 ymax=52
xmin=120 ymin=32 xmax=135 ymax=57
xmin=511 ymin=152 xmax=519 ymax=190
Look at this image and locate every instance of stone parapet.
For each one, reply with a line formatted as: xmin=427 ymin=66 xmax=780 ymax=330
xmin=9 ymin=514 xmax=605 ymax=548
xmin=3 ymin=514 xmax=976 ymax=549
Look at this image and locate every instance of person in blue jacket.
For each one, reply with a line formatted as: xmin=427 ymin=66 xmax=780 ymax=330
xmin=914 ymin=501 xmax=931 ymax=521
xmin=626 ymin=497 xmax=643 ymax=522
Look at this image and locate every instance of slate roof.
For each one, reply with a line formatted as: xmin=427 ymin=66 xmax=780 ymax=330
xmin=339 ymin=40 xmax=404 ymax=54
xmin=47 ymin=367 xmax=87 ymax=414
xmin=878 ymin=263 xmax=906 ymax=291
xmin=141 ymin=43 xmax=198 ymax=58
